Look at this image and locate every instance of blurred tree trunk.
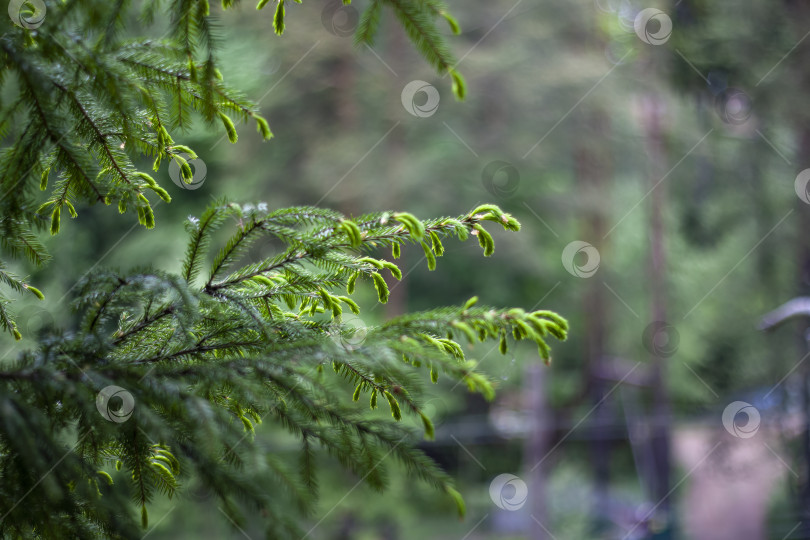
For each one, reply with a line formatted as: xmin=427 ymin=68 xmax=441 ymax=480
xmin=384 ymin=24 xmax=408 ymax=318
xmin=794 ymin=126 xmax=810 ymax=536
xmin=332 ymin=39 xmax=357 ymax=209
xmin=788 ymin=2 xmax=810 ymax=532
xmin=334 ymin=56 xmax=357 ymax=128
xmin=575 ymin=106 xmax=612 ymax=535
xmin=640 ymin=94 xmax=673 ymax=539
xmin=525 ymin=363 xmax=552 ymax=540
xmin=334 ymin=512 xmax=357 ymax=540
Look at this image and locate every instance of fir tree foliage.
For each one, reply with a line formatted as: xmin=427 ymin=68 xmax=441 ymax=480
xmin=0 ymin=1 xmax=567 ymax=537
xmin=266 ymin=0 xmax=466 ymax=98
xmin=0 ymin=201 xmax=567 ymax=537
xmin=0 ymin=0 xmax=466 ymax=338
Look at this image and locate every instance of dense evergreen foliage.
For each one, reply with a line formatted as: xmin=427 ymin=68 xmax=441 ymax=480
xmin=0 ymin=0 xmax=466 ymax=337
xmin=0 ymin=1 xmax=564 ymax=537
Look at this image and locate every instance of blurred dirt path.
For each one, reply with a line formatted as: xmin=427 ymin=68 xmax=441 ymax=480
xmin=674 ymin=426 xmax=787 ymax=540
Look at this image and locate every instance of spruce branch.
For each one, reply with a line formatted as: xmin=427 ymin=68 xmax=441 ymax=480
xmin=0 ymin=200 xmax=566 ymax=537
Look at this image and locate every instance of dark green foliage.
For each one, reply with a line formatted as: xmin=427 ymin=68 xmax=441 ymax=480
xmin=0 ymin=1 xmax=567 ymax=537
xmin=0 ymin=0 xmax=467 ymax=337
xmin=0 ymin=201 xmax=567 ymax=537
xmin=355 ymin=0 xmax=466 ymax=96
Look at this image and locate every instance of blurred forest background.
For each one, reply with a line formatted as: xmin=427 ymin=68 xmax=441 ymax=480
xmin=5 ymin=0 xmax=810 ymax=538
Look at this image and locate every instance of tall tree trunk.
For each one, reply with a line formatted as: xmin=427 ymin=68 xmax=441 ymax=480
xmin=640 ymin=94 xmax=673 ymax=539
xmin=525 ymin=364 xmax=552 ymax=540
xmin=794 ymin=126 xmax=810 ymax=536
xmin=574 ymin=106 xmax=612 ymax=534
xmin=383 ymin=21 xmax=408 ymax=318
xmin=782 ymin=2 xmax=810 ymax=532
